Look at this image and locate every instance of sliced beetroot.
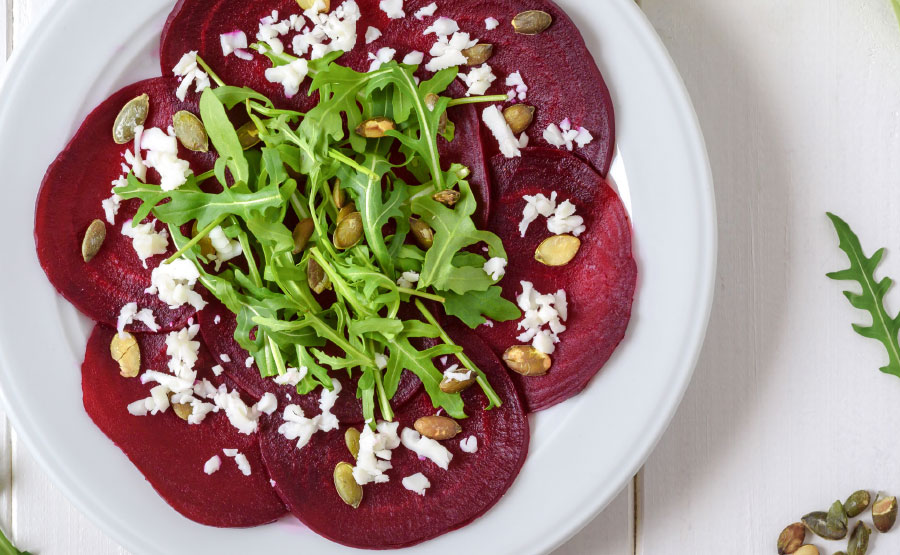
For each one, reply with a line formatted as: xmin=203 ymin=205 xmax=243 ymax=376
xmin=197 ymin=298 xmax=421 ymax=423
xmin=259 ymin=326 xmax=528 ymax=549
xmin=34 ymin=77 xmax=216 ymax=332
xmin=476 ymin=148 xmax=636 ymax=411
xmin=81 ymin=324 xmax=286 ymax=527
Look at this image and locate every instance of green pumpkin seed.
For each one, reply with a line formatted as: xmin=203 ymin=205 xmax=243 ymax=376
xmin=802 ymin=510 xmax=846 ymax=540
xmin=332 ymin=179 xmax=346 ymax=209
xmin=307 ymin=258 xmax=331 ymax=294
xmin=236 ymin=121 xmax=261 ymax=150
xmin=424 ymin=93 xmax=449 ymax=134
xmin=191 ymin=221 xmax=216 ymax=258
xmin=112 ymin=94 xmax=149 ymax=144
xmin=337 ymin=203 xmax=357 ymax=224
xmin=345 ymin=428 xmax=361 ymax=459
xmin=462 ymin=44 xmax=494 ymax=66
xmin=777 ymin=522 xmax=805 ymax=555
xmin=333 ymin=212 xmax=363 ymax=250
xmin=440 ymin=372 xmax=476 ymax=394
xmin=414 ymin=416 xmax=462 ymax=441
xmin=512 ymin=10 xmax=553 ymax=35
xmin=873 ymin=493 xmax=898 ymax=532
xmin=410 ymin=218 xmax=434 ymax=250
xmin=535 ymin=234 xmax=581 ymax=266
xmin=355 ymin=117 xmax=395 ymax=138
xmin=835 ymin=552 xmax=848 ymax=555
xmin=334 ymin=462 xmax=362 ymax=508
xmin=827 ymin=499 xmax=848 ymax=532
xmin=503 ymin=345 xmax=552 ymax=376
xmin=843 ymin=490 xmax=871 ymax=518
xmin=503 ymin=104 xmax=535 ymax=135
xmin=110 ymin=332 xmax=140 ymax=378
xmin=432 ymin=189 xmax=460 ymax=207
xmin=848 ymin=521 xmax=871 ymax=555
xmin=82 ymin=219 xmax=107 ymax=263
xmin=173 ymin=402 xmax=193 ymax=421
xmin=292 ymin=218 xmax=315 ymax=255
xmin=297 ymin=0 xmax=329 ymax=11
xmin=172 ymin=111 xmax=209 ymax=152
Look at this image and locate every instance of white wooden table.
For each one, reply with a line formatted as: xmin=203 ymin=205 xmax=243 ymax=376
xmin=6 ymin=0 xmax=900 ymax=553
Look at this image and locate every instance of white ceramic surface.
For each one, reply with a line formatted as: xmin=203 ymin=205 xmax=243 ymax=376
xmin=0 ymin=0 xmax=714 ymax=553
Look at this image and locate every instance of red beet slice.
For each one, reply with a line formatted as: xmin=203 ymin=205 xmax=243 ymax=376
xmin=259 ymin=326 xmax=529 ymax=549
xmin=197 ymin=298 xmax=422 ymax=423
xmin=82 ymin=324 xmax=286 ymax=527
xmin=476 ymin=147 xmax=636 ymax=411
xmin=34 ymin=77 xmax=216 ymax=332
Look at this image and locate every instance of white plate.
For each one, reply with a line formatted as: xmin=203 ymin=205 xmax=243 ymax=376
xmin=0 ymin=1 xmax=715 ymax=553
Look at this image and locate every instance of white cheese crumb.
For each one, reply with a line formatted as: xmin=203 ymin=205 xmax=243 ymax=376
xmin=544 ymin=118 xmax=594 ymax=151
xmin=368 ymin=47 xmax=397 ymax=71
xmin=211 ymin=364 xmax=224 ymax=376
xmin=140 ymin=126 xmax=191 ymax=191
xmin=204 ymin=455 xmax=221 ymax=475
xmin=255 ymin=392 xmax=278 ymax=415
xmin=220 ymin=353 xmax=232 ymax=363
xmin=375 ymin=353 xmax=389 ymax=370
xmin=519 ymin=191 xmax=556 ymax=236
xmin=172 ymin=51 xmax=211 ymax=101
xmin=117 ymin=303 xmax=159 ymax=334
xmin=505 ymin=70 xmax=528 ymax=101
xmin=317 ymin=380 xmax=343 ymax=433
xmin=482 ymin=319 xmax=494 ymax=328
xmin=485 ymin=17 xmax=500 ymax=30
xmin=265 ymin=58 xmax=310 ymax=98
xmin=443 ymin=364 xmax=472 ymax=382
xmin=365 ymin=26 xmax=382 ymax=44
xmin=274 ymin=366 xmax=308 ymax=386
xmin=400 ymin=428 xmax=452 ymax=470
xmin=402 ymin=472 xmax=431 ymax=495
xmin=482 ymin=105 xmax=521 ymax=158
xmin=145 ymin=258 xmax=207 ymax=312
xmin=483 ymin=257 xmax=507 ymax=281
xmin=518 ymin=133 xmax=530 ymax=148
xmin=352 ymin=421 xmax=401 ymax=485
xmin=515 ymin=281 xmax=568 ymax=354
xmin=270 ymin=479 xmax=277 ymax=487
xmin=223 ymin=449 xmax=252 ymax=476
xmin=414 ymin=2 xmax=437 ymax=20
xmin=220 ymin=30 xmax=248 ymax=57
xmin=402 ymin=50 xmax=424 ymax=65
xmin=424 ymin=17 xmax=459 ymax=37
xmin=120 ymin=219 xmax=169 ymax=269
xmin=425 ymin=31 xmax=476 ymax=72
xmin=102 ymin=177 xmax=124 ymax=225
xmin=379 ymin=0 xmax=405 ymax=19
xmin=214 ymin=315 xmax=222 ymax=325
xmin=277 ymin=381 xmax=343 ymax=449
xmin=208 ymin=226 xmax=243 ymax=271
xmin=459 ymin=64 xmax=496 ymax=96
xmin=214 ymin=385 xmax=261 ymax=435
xmin=460 ymin=435 xmax=478 ymax=453
xmin=547 ymin=199 xmax=586 ymax=236
xmin=292 ymin=0 xmax=361 ymax=60
xmin=245 ymin=356 xmax=255 ymax=368
xmin=396 ymin=271 xmax=420 ymax=289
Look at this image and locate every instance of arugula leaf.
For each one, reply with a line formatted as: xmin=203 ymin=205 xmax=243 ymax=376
xmin=0 ymin=526 xmax=30 ymax=555
xmin=827 ymin=212 xmax=900 ymax=377
xmin=200 ymin=88 xmax=249 ymax=184
xmin=893 ymin=0 xmax=900 ymax=30
xmin=443 ymin=286 xmax=522 ymax=328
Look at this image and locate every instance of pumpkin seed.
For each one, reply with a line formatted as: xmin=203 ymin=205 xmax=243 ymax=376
xmin=172 ymin=111 xmax=209 ymax=152
xmin=777 ymin=522 xmax=805 ymax=555
xmin=535 ymin=234 xmax=581 ymax=266
xmin=345 ymin=428 xmax=361 ymax=459
xmin=236 ymin=121 xmax=261 ymax=150
xmin=844 ymin=490 xmax=871 ymax=518
xmin=297 ymin=0 xmax=330 ymax=12
xmin=414 ymin=416 xmax=462 ymax=441
xmin=337 ymin=203 xmax=357 ymax=224
xmin=292 ymin=218 xmax=315 ymax=254
xmin=826 ymin=499 xmax=848 ymax=537
xmin=110 ymin=332 xmax=140 ymax=378
xmin=873 ymin=492 xmax=898 ymax=532
xmin=355 ymin=117 xmax=395 ymax=138
xmin=503 ymin=104 xmax=535 ymax=134
xmin=462 ymin=43 xmax=494 ymax=66
xmin=502 ymin=345 xmax=551 ymax=376
xmin=334 ymin=462 xmax=362 ymax=508
xmin=410 ymin=218 xmax=434 ymax=250
xmin=432 ymin=189 xmax=460 ymax=207
xmin=512 ymin=10 xmax=553 ymax=35
xmin=173 ymin=402 xmax=193 ymax=421
xmin=794 ymin=547 xmax=819 ymax=555
xmin=191 ymin=221 xmax=216 ymax=258
xmin=440 ymin=372 xmax=476 ymax=394
xmin=82 ymin=219 xmax=107 ymax=263
xmin=848 ymin=521 xmax=871 ymax=555
xmin=332 ymin=179 xmax=346 ymax=209
xmin=112 ymin=93 xmax=149 ymax=144
xmin=836 ymin=552 xmax=848 ymax=555
xmin=425 ymin=93 xmax=439 ymax=111
xmin=333 ymin=212 xmax=363 ymax=250
xmin=308 ymin=257 xmax=331 ymax=294
xmin=802 ymin=510 xmax=846 ymax=540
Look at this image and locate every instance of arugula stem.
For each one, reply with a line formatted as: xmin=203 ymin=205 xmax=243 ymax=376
xmin=267 ymin=335 xmax=288 ymax=376
xmin=235 ymin=229 xmax=264 ymax=288
xmin=414 ymin=299 xmax=503 ymax=409
xmin=195 ymin=54 xmax=226 ymax=88
xmin=164 ymin=214 xmax=227 ymax=264
xmin=195 ymin=169 xmax=215 ymax=183
xmin=328 ymin=149 xmax=379 ymax=179
xmin=447 ymin=94 xmax=509 ymax=107
xmin=397 ymin=287 xmax=445 ymax=303
xmin=372 ymin=366 xmax=394 ymax=421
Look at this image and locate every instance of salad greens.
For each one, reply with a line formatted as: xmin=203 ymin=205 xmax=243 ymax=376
xmin=115 ymin=51 xmax=521 ymax=424
xmin=827 ymin=212 xmax=900 ymax=378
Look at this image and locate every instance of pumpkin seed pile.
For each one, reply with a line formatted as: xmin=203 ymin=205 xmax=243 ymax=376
xmin=778 ymin=490 xmax=895 ymax=554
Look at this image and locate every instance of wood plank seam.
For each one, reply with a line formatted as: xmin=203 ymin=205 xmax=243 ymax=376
xmin=4 ymin=0 xmax=11 ymax=55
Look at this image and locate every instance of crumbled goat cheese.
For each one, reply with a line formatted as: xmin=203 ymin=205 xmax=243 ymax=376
xmin=424 ymin=17 xmax=459 ymax=37
xmin=121 ymin=219 xmax=169 ymax=268
xmin=256 ymin=11 xmax=290 ymax=55
xmin=365 ymin=26 xmax=382 ymax=44
xmin=401 ymin=428 xmax=452 ymax=470
xmin=425 ymin=31 xmax=476 ymax=72
xmin=402 ymin=50 xmax=424 ymax=65
xmin=483 ymin=257 xmax=507 ymax=281
xmin=317 ymin=380 xmax=343 ymax=432
xmin=208 ymin=225 xmax=243 ymax=271
xmin=255 ymin=392 xmax=278 ymax=415
xmin=220 ymin=354 xmax=232 ymax=363
xmin=277 ymin=381 xmax=343 ymax=449
xmin=194 ymin=379 xmax=217 ymax=399
xmin=402 ymin=472 xmax=431 ymax=495
xmin=223 ymin=449 xmax=252 ymax=476
xmin=547 ymin=199 xmax=586 ymax=236
xmin=292 ymin=0 xmax=362 ymax=61
xmin=459 ymin=64 xmax=496 ymax=96
xmin=485 ymin=17 xmax=500 ymax=30
xmin=117 ymin=303 xmax=159 ymax=334
xmin=505 ymin=70 xmax=528 ymax=101
xmin=211 ymin=364 xmax=224 ymax=376
xmin=460 ymin=435 xmax=478 ymax=453
xmin=265 ymin=58 xmax=310 ymax=98
xmin=374 ymin=353 xmax=388 ymax=370
xmin=368 ymin=47 xmax=397 ymax=71
xmin=515 ymin=281 xmax=568 ymax=355
xmin=172 ymin=51 xmax=211 ymax=101
xmin=519 ymin=191 xmax=557 ymax=236
xmin=414 ymin=2 xmax=437 ymax=19
xmin=141 ymin=126 xmax=191 ymax=191
xmin=125 ymin=125 xmax=147 ymax=181
xmin=544 ymin=118 xmax=594 ymax=151
xmin=396 ymin=271 xmax=420 ymax=289
xmin=518 ymin=133 xmax=530 ymax=148
xmin=166 ymin=324 xmax=201 ymax=380
xmin=443 ymin=364 xmax=472 ymax=382
xmin=379 ymin=0 xmax=405 ymax=19
xmin=103 ymin=175 xmax=127 ymax=224
xmin=352 ymin=421 xmax=401 ymax=485
xmin=146 ymin=258 xmax=207 ymax=311
xmin=214 ymin=385 xmax=261 ymax=435
xmin=482 ymin=319 xmax=495 ymax=328
xmin=245 ymin=356 xmax=255 ymax=368
xmin=127 ymin=384 xmax=172 ymax=416
xmin=274 ymin=366 xmax=308 ymax=386
xmin=220 ymin=30 xmax=249 ymax=57
xmin=214 ymin=315 xmax=222 ymax=325
xmin=204 ymin=455 xmax=221 ymax=474
xmin=482 ymin=105 xmax=521 ymax=158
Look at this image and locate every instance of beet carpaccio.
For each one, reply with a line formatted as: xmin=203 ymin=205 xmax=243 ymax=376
xmin=34 ymin=0 xmax=634 ymax=547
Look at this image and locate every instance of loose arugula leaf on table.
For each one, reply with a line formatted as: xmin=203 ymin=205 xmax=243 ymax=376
xmin=827 ymin=212 xmax=900 ymax=377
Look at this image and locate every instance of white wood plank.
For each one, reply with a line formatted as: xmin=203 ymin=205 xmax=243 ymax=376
xmin=10 ymin=0 xmax=52 ymax=48
xmin=555 ymin=482 xmax=634 ymax=555
xmin=639 ymin=0 xmax=900 ymax=552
